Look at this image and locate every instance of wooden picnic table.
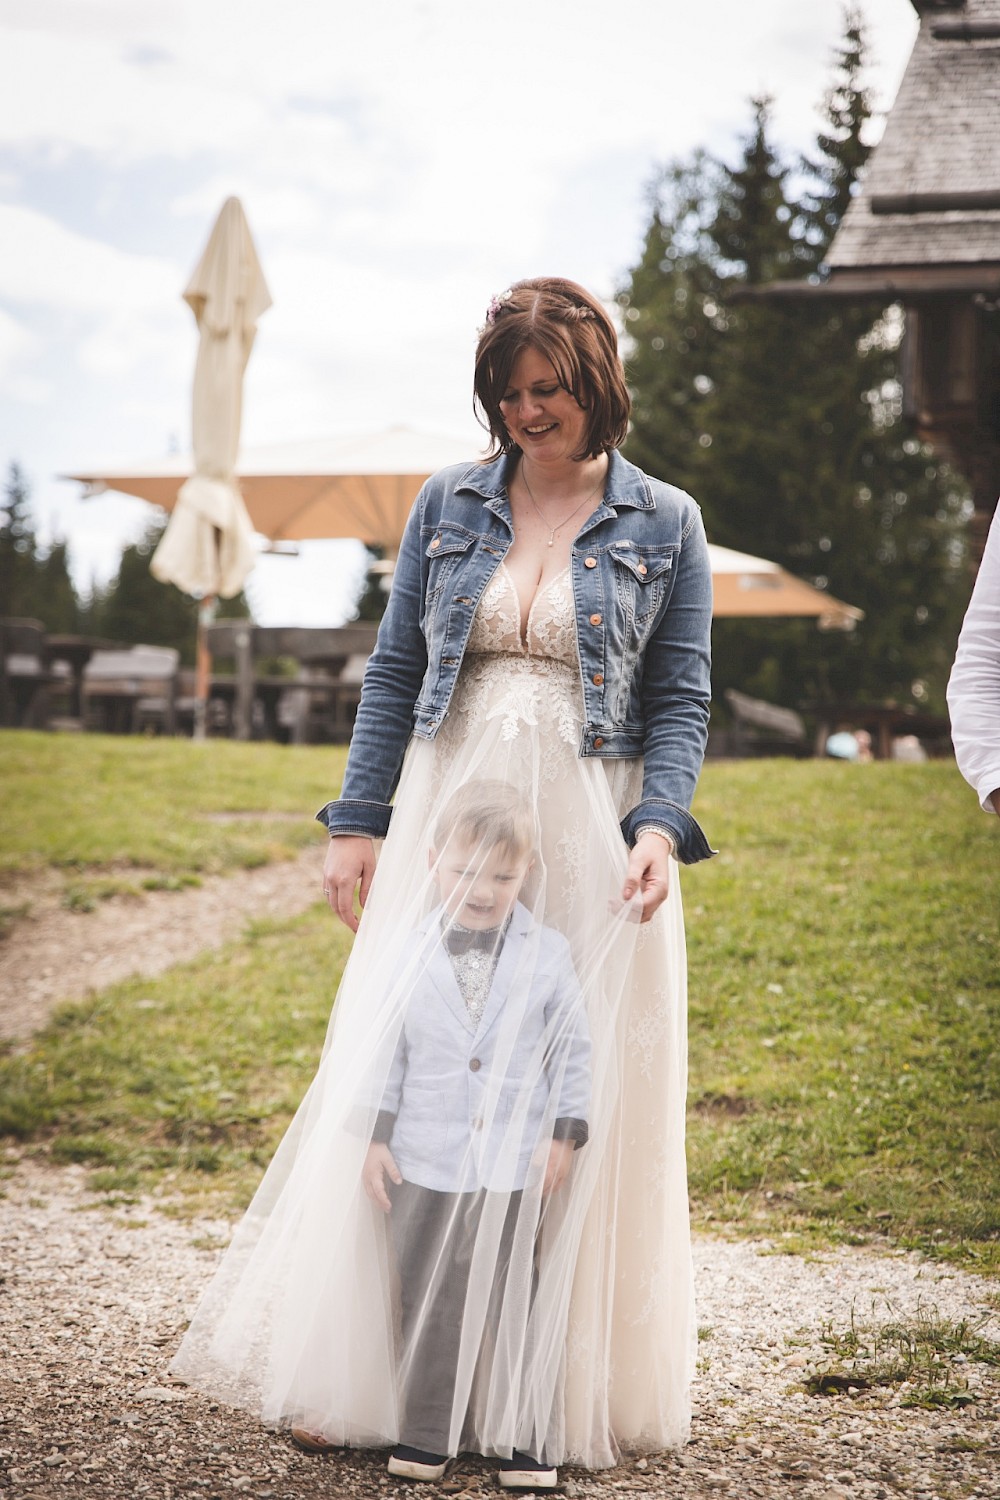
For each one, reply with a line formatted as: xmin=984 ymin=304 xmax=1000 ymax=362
xmin=206 ymin=622 xmax=378 ymax=742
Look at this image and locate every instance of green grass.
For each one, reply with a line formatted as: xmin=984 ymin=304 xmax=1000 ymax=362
xmin=0 ymin=908 xmax=353 ymax=1211
xmin=685 ymin=760 xmax=1000 ymax=1270
xmin=804 ymin=1304 xmax=1000 ymax=1408
xmin=0 ymin=730 xmax=346 ymax=878
xmin=0 ymin=744 xmax=997 ymax=1268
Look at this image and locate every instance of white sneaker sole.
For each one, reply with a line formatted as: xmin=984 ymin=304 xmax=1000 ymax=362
xmin=387 ymin=1455 xmax=450 ymax=1481
xmin=499 ymin=1468 xmax=558 ymax=1490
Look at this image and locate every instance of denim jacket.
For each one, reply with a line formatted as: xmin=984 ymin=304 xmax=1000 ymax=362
xmin=318 ymin=449 xmax=715 ymax=863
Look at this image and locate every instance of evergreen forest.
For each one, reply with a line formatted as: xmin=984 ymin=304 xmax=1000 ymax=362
xmin=619 ymin=12 xmax=968 ymax=714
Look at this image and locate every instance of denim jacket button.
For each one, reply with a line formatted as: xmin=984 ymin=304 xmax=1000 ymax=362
xmin=637 ymin=562 xmax=648 ymax=575
xmin=592 ymin=673 xmax=604 ymax=686
xmin=593 ymin=736 xmax=604 ymax=748
xmin=430 ymin=536 xmax=441 ymax=549
xmin=584 ymin=556 xmax=597 ymax=568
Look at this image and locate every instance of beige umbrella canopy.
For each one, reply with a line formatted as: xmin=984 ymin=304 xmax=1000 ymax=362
xmin=708 ymin=543 xmax=863 ymax=630
xmin=150 ymin=197 xmax=270 ymax=598
xmin=71 ymin=426 xmax=481 ymax=556
xmin=71 ymin=438 xmax=862 ymax=626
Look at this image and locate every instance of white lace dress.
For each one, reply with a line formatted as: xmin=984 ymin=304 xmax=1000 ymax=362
xmin=170 ymin=562 xmax=695 ymax=1470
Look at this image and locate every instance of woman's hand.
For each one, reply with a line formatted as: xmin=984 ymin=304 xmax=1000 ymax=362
xmin=323 ymin=835 xmax=376 ymax=933
xmin=363 ymin=1142 xmax=402 ymax=1213
xmin=542 ymin=1139 xmax=576 ymax=1195
xmin=621 ymin=831 xmax=672 ymax=923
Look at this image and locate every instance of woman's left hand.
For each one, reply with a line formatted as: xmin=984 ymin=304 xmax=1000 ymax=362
xmin=621 ymin=832 xmax=672 ymax=923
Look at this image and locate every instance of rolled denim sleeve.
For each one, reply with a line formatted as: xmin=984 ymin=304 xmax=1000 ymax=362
xmin=619 ymin=504 xmax=715 ymax=864
xmin=317 ymin=492 xmax=429 ymax=839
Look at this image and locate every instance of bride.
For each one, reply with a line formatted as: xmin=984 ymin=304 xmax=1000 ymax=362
xmin=170 ymin=277 xmax=714 ymax=1488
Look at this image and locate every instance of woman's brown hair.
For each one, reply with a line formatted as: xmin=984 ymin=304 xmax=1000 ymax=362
xmin=473 ymin=277 xmax=631 ymax=461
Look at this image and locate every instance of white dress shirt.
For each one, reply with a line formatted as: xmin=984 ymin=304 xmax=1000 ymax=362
xmin=947 ymin=504 xmax=1000 ymax=813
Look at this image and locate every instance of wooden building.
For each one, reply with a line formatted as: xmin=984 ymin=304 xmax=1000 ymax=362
xmin=771 ymin=0 xmax=1000 ymax=554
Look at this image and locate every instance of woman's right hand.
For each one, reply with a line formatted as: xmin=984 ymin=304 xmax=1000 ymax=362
xmin=322 ymin=835 xmax=376 ymax=933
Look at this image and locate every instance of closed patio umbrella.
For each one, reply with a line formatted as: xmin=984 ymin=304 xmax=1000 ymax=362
xmin=150 ymin=196 xmax=271 ymax=733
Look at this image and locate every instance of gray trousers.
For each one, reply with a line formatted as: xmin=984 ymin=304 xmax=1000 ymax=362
xmin=388 ymin=1180 xmax=531 ymax=1454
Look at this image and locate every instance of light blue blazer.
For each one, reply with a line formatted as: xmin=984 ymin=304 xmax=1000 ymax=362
xmin=379 ymin=902 xmax=591 ymax=1194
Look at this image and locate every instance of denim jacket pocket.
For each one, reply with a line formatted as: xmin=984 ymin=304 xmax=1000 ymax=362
xmin=423 ymin=526 xmax=478 ymax=614
xmin=609 ymin=542 xmax=679 ymax=622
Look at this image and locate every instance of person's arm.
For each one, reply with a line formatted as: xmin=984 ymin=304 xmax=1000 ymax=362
xmin=947 ymin=505 xmax=1000 ymax=815
xmin=316 ymin=489 xmax=430 ymax=841
xmin=317 ymin=492 xmax=430 ymax=926
xmin=619 ymin=499 xmax=715 ymax=868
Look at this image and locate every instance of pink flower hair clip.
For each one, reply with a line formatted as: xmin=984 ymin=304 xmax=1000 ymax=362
xmin=479 ymin=288 xmax=513 ymax=335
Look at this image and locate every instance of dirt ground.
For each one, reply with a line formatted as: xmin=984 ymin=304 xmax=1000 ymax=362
xmin=0 ymin=844 xmax=325 ymax=1042
xmin=1 ymin=860 xmax=998 ymax=1500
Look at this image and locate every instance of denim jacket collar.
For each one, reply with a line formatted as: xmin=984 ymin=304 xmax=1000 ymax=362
xmin=452 ymin=448 xmax=656 ymax=527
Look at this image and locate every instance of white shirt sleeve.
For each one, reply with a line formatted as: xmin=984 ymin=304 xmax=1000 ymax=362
xmin=947 ymin=504 xmax=1000 ymax=813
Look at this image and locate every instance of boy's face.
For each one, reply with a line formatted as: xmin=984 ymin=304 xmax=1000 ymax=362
xmin=432 ymin=837 xmax=533 ymax=930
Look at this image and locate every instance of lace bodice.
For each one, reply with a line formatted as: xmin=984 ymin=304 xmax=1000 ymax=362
xmin=467 ymin=563 xmax=577 ymax=666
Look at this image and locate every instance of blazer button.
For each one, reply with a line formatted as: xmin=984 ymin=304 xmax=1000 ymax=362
xmin=593 ymin=736 xmax=604 ymax=748
xmin=592 ymin=673 xmax=604 ymax=685
xmin=589 ymin=613 xmax=602 ymax=626
xmin=584 ymin=556 xmax=597 ymax=568
xmin=469 ymin=1057 xmax=482 ymax=1072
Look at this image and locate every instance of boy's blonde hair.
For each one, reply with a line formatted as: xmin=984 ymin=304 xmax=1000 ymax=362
xmin=432 ymin=779 xmax=536 ymax=862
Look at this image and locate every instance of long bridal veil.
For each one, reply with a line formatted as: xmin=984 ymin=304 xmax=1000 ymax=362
xmin=170 ymin=704 xmax=694 ymax=1468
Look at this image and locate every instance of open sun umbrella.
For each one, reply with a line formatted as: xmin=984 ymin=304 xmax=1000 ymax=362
xmin=150 ymin=196 xmax=271 ymax=733
xmin=708 ymin=543 xmax=862 ymax=630
xmin=72 ymin=442 xmax=863 ymax=630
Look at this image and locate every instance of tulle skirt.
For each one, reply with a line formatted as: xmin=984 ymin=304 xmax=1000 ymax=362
xmin=170 ymin=652 xmax=695 ymax=1468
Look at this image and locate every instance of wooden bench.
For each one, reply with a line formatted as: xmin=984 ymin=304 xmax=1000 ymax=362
xmin=0 ymin=618 xmax=54 ymax=728
xmin=82 ymin=646 xmax=180 ymax=734
xmin=205 ymin=623 xmax=379 ymax=743
xmin=723 ymin=687 xmax=810 ymax=757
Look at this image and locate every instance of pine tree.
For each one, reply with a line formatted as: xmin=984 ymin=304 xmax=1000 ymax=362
xmin=619 ymin=18 xmax=967 ymax=713
xmin=35 ymin=541 xmax=81 ymax=634
xmin=93 ymin=520 xmax=253 ymax=661
xmin=94 ymin=522 xmax=200 ymax=661
xmin=0 ymin=462 xmax=39 ymax=619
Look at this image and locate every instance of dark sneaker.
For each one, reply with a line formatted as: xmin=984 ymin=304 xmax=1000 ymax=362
xmin=387 ymin=1444 xmax=451 ymax=1481
xmin=498 ymin=1450 xmax=558 ymax=1490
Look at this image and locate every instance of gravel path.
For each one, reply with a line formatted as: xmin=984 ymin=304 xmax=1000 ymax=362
xmin=2 ymin=857 xmax=997 ymax=1498
xmin=0 ymin=844 xmax=325 ymax=1042
xmin=1 ymin=1158 xmax=997 ymax=1500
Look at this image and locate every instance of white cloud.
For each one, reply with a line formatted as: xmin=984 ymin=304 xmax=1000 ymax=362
xmin=0 ymin=0 xmax=921 ymax=624
xmin=0 ymin=203 xmax=177 ymax=312
xmin=0 ymin=306 xmax=49 ymax=402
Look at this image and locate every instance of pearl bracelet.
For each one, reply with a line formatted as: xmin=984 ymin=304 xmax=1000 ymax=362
xmin=634 ymin=826 xmax=677 ymax=859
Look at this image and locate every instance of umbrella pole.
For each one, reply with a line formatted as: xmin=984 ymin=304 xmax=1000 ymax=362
xmin=194 ymin=595 xmax=216 ymax=741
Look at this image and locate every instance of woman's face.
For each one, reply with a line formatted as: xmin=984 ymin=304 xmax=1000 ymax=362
xmin=498 ymin=347 xmax=589 ymax=466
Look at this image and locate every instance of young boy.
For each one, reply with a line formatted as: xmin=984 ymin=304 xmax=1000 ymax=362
xmin=361 ymin=779 xmax=591 ymax=1489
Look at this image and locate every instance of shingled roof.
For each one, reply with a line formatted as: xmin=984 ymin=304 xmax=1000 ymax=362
xmin=826 ymin=0 xmax=1000 ymax=288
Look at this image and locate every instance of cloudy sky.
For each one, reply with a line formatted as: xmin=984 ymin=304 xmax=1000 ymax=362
xmin=0 ymin=0 xmax=920 ymax=624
